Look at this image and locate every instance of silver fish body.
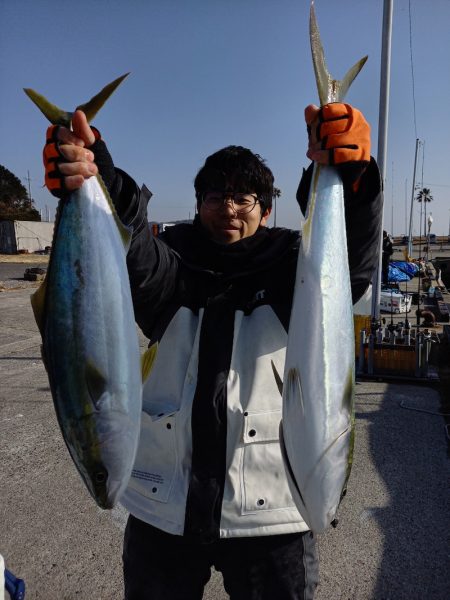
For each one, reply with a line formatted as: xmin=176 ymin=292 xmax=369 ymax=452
xmin=279 ymin=2 xmax=367 ymax=533
xmin=281 ymin=163 xmax=355 ymax=533
xmin=38 ymin=176 xmax=142 ymax=508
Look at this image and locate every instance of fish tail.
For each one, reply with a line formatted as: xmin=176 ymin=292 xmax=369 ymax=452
xmin=310 ymin=1 xmax=367 ymax=105
xmin=24 ymin=73 xmax=129 ymax=127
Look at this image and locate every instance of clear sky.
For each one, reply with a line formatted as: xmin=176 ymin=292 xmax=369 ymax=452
xmin=1 ymin=0 xmax=449 ymax=235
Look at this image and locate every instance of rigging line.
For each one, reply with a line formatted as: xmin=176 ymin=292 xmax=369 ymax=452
xmin=408 ymin=0 xmax=418 ymax=139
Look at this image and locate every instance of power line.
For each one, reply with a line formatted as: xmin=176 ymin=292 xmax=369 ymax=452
xmin=408 ymin=0 xmax=418 ymax=139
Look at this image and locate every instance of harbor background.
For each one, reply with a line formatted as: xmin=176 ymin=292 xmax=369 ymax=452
xmin=1 ymin=246 xmax=449 ymax=599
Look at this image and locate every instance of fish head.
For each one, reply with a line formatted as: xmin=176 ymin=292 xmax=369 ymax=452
xmin=65 ymin=406 xmax=139 ymax=509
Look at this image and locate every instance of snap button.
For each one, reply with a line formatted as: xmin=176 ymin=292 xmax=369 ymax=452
xmin=257 ymin=499 xmax=265 ymax=506
xmin=248 ymin=429 xmax=256 ymax=437
xmin=166 ymin=423 xmax=172 ymax=429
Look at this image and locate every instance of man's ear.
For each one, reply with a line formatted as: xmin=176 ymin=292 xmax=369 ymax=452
xmin=260 ymin=206 xmax=272 ymax=226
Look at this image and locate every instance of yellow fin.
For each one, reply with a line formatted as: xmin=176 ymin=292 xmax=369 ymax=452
xmin=30 ymin=278 xmax=47 ymax=337
xmin=141 ymin=343 xmax=158 ymax=383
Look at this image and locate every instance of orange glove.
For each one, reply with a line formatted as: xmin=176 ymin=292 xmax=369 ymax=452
xmin=43 ymin=124 xmax=101 ymax=198
xmin=305 ymin=103 xmax=370 ymax=188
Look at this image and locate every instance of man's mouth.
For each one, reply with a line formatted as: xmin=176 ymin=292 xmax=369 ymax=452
xmin=220 ymin=223 xmax=240 ymax=230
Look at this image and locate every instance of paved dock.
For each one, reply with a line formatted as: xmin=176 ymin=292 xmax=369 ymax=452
xmin=1 ymin=277 xmax=449 ymax=599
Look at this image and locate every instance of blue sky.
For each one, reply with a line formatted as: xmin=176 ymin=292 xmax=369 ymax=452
xmin=1 ymin=0 xmax=449 ymax=234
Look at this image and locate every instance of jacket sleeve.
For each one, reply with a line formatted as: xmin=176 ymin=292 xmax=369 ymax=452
xmin=103 ymin=163 xmax=179 ymax=338
xmin=296 ymin=158 xmax=383 ymax=304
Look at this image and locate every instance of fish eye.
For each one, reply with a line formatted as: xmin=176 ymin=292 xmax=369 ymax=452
xmin=95 ymin=470 xmax=107 ymax=484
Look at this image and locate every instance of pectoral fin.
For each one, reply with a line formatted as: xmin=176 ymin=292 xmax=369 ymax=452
xmin=85 ymin=360 xmax=108 ymax=411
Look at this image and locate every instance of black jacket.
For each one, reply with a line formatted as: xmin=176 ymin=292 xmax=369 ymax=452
xmin=100 ymin=156 xmax=382 ymax=541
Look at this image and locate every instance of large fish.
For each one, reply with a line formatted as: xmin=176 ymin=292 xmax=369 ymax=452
xmin=277 ymin=3 xmax=367 ymax=533
xmin=25 ymin=75 xmax=156 ymax=509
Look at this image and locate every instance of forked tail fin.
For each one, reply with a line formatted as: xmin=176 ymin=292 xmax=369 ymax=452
xmin=23 ymin=73 xmax=129 ymax=126
xmin=310 ymin=1 xmax=367 ymax=105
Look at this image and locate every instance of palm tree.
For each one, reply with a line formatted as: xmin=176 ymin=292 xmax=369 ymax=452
xmin=416 ymin=188 xmax=433 ymax=244
xmin=416 ymin=187 xmax=433 ymax=247
xmin=272 ymin=187 xmax=281 ymax=227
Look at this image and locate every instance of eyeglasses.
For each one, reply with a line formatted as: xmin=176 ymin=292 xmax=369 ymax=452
xmin=202 ymin=191 xmax=259 ymax=214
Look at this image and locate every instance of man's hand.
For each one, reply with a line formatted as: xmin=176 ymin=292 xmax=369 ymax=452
xmin=305 ymin=103 xmax=370 ymax=168
xmin=43 ymin=110 xmax=99 ymax=197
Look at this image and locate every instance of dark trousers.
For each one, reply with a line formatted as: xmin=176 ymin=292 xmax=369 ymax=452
xmin=123 ymin=515 xmax=319 ymax=600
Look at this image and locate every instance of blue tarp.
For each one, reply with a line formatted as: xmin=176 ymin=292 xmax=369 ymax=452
xmin=388 ymin=264 xmax=413 ymax=282
xmin=388 ymin=261 xmax=419 ymax=282
xmin=390 ymin=261 xmax=419 ymax=278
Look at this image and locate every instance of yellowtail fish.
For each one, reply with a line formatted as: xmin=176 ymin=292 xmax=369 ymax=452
xmin=25 ymin=75 xmax=156 ymax=508
xmin=279 ymin=2 xmax=367 ymax=533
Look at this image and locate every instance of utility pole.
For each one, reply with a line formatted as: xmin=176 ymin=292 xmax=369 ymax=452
xmin=25 ymin=170 xmax=32 ymax=207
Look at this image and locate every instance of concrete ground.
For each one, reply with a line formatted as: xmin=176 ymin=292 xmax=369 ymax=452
xmin=1 ymin=264 xmax=449 ymax=599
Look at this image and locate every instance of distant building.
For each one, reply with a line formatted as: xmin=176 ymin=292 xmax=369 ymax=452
xmin=0 ymin=220 xmax=54 ymax=254
xmin=149 ymin=219 xmax=193 ymax=237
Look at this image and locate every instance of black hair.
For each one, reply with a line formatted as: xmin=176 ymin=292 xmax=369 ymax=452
xmin=194 ymin=145 xmax=274 ymax=212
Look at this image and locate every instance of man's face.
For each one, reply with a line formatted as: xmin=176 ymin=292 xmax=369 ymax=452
xmin=199 ymin=191 xmax=272 ymax=244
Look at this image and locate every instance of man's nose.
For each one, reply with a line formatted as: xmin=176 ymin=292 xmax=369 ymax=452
xmin=222 ymin=197 xmax=237 ymax=213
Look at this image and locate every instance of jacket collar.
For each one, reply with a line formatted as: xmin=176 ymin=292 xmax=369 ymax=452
xmin=160 ymin=215 xmax=299 ymax=278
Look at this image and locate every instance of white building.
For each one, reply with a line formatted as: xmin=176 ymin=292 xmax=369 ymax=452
xmin=0 ymin=220 xmax=54 ymax=254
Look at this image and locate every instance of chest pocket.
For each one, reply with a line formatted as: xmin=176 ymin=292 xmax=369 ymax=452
xmin=128 ymin=411 xmax=178 ymax=503
xmin=240 ymin=410 xmax=296 ymax=514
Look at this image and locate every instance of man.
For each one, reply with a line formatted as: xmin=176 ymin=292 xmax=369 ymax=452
xmin=382 ymin=230 xmax=394 ymax=284
xmin=43 ymin=102 xmax=382 ymax=599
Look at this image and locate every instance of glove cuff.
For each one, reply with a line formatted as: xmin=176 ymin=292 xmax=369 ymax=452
xmin=88 ymin=126 xmax=102 ymax=146
xmin=89 ymin=138 xmax=116 ymax=193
